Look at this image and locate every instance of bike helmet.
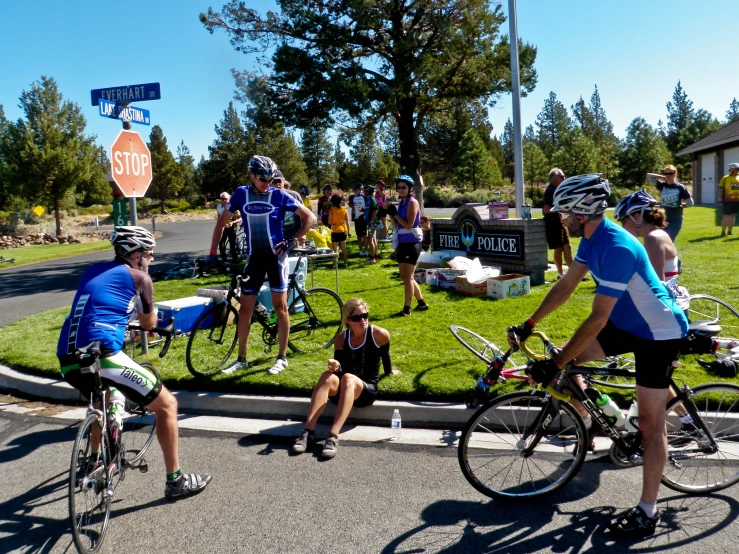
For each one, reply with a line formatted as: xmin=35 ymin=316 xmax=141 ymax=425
xmin=111 ymin=226 xmax=156 ymax=256
xmin=299 ymin=185 xmax=310 ymax=196
xmin=352 ymin=181 xmax=363 ymax=190
xmin=395 ymin=174 xmax=414 ymax=186
xmin=363 ymin=184 xmax=375 ymax=194
xmin=248 ymin=155 xmax=278 ymax=180
xmin=552 ymin=173 xmax=610 ymax=217
xmin=614 ymin=189 xmax=658 ymax=221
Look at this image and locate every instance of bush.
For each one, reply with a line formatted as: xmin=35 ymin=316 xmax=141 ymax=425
xmin=165 ymin=199 xmax=193 ymax=212
xmin=423 ymin=186 xmax=516 ymax=208
xmin=74 ymin=205 xmax=113 ymax=216
xmin=526 ymin=186 xmax=544 ymax=208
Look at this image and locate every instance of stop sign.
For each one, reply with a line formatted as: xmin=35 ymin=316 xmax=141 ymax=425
xmin=110 ymin=130 xmax=152 ymax=197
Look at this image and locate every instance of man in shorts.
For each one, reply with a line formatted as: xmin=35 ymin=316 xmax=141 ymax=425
xmin=543 ymin=168 xmax=573 ymax=279
xmin=508 ymin=174 xmax=688 ymax=539
xmin=57 ymin=226 xmax=212 ymax=500
xmin=718 ymin=163 xmax=739 ymax=236
xmin=209 ymin=155 xmax=316 ymax=376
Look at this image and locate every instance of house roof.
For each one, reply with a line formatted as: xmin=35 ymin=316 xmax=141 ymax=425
xmin=677 ymin=119 xmax=739 ymax=156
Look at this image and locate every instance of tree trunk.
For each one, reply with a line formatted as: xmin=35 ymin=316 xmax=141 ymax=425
xmin=160 ymin=197 xmax=167 ymax=214
xmin=396 ymin=103 xmax=424 ymax=211
xmin=54 ymin=198 xmax=62 ymax=237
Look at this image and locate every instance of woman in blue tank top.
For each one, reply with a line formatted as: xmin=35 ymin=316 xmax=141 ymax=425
xmin=387 ymin=175 xmax=429 ymax=317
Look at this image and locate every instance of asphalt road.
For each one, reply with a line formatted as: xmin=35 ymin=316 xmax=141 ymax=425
xmin=1 ymin=408 xmax=737 ymax=554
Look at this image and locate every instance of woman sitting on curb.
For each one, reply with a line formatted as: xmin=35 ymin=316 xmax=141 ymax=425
xmin=291 ymin=298 xmax=400 ymax=459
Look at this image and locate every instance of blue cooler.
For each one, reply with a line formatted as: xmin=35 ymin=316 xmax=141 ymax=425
xmin=156 ymin=296 xmax=213 ymax=334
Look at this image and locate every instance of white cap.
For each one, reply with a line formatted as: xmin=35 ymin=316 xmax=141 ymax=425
xmin=220 ymin=192 xmax=230 ymax=199
xmin=729 ymin=163 xmax=739 ymax=170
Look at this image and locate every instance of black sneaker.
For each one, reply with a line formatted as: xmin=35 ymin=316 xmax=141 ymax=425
xmin=165 ymin=473 xmax=212 ymax=501
xmin=292 ymin=429 xmax=315 ymax=454
xmin=607 ymin=505 xmax=659 ymax=538
xmin=393 ymin=310 xmax=412 ymax=318
xmin=322 ymin=435 xmax=339 ymax=459
xmin=414 ymin=302 xmax=429 ymax=312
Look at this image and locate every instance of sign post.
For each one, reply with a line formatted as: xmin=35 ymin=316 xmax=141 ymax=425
xmin=112 ymin=198 xmax=128 ymax=228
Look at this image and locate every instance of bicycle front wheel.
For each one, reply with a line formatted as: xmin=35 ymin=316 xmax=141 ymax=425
xmin=687 ymin=294 xmax=739 ymax=339
xmin=288 ymin=288 xmax=343 ymax=352
xmin=122 ymin=362 xmax=158 ymax=464
xmin=450 ymin=325 xmax=529 ymax=375
xmin=69 ymin=414 xmax=111 ymax=554
xmin=662 ymin=383 xmax=739 ymax=494
xmin=458 ymin=390 xmax=587 ymax=502
xmin=186 ymin=302 xmax=240 ymax=377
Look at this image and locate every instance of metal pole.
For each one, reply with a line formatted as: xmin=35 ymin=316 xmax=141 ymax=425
xmin=508 ymin=0 xmax=525 ymax=219
xmin=129 ymin=197 xmax=138 ymax=226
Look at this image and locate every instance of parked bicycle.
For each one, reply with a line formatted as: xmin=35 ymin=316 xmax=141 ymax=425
xmin=152 ymin=254 xmax=211 ymax=281
xmin=68 ymin=320 xmax=173 ymax=554
xmin=457 ymin=329 xmax=739 ymax=502
xmin=0 ymin=255 xmax=15 ymax=264
xmin=185 ymin=246 xmax=343 ymax=378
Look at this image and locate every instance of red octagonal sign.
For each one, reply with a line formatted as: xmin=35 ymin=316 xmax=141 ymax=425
xmin=110 ymin=130 xmax=152 ymax=197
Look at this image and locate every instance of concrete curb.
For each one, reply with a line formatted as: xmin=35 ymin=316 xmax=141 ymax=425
xmin=0 ymin=364 xmax=473 ymax=429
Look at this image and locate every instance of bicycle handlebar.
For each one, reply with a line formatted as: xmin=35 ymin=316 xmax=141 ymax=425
xmin=128 ymin=317 xmax=175 ymax=358
xmin=517 ymin=331 xmax=572 ymax=402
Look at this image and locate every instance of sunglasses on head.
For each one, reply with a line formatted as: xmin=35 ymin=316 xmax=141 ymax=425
xmin=347 ymin=312 xmax=369 ymax=322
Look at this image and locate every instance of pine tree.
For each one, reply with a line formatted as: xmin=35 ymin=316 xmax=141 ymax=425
xmin=522 ymin=140 xmax=549 ymax=186
xmin=665 ymin=81 xmax=694 ymax=154
xmin=500 ymin=119 xmax=515 ymax=182
xmin=585 ymin=86 xmax=620 ymax=180
xmin=147 ymin=125 xmax=184 ymax=214
xmin=301 ymin=122 xmax=337 ymax=192
xmin=201 ymin=102 xmax=252 ymax=197
xmin=551 ymin=129 xmax=599 ymax=178
xmin=176 ymin=141 xmax=201 ymax=205
xmin=76 ymin=145 xmax=111 ymax=206
xmin=456 ymin=129 xmax=500 ymax=190
xmin=726 ymin=99 xmax=739 ymax=124
xmin=254 ymin=123 xmax=308 ymax=185
xmin=619 ymin=117 xmax=672 ymax=188
xmin=536 ymin=92 xmax=571 ymax=160
xmin=571 ymin=96 xmax=594 ymax=136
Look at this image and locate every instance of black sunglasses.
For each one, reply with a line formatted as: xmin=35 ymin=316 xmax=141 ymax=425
xmin=396 ymin=185 xmax=408 ymax=189
xmin=347 ymin=312 xmax=369 ymax=322
xmin=663 ymin=172 xmax=675 ymax=176
xmin=257 ymin=176 xmax=271 ymax=183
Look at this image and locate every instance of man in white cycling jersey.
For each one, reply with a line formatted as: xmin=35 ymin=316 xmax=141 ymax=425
xmin=508 ymin=174 xmax=688 ymax=538
xmin=208 ymin=155 xmax=316 ymax=376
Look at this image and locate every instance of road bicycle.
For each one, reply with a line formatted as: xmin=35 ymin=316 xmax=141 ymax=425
xmin=68 ymin=321 xmax=173 ymax=554
xmin=152 ymin=254 xmax=211 ymax=281
xmin=123 ymin=319 xmax=179 ymax=361
xmin=185 ymin=246 xmax=343 ymax=378
xmin=0 ymin=255 xmax=15 ymax=263
xmin=457 ymin=329 xmax=739 ymax=503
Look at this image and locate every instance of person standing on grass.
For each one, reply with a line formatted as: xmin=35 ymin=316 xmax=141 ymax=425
xmin=718 ymin=163 xmax=739 ymax=236
xmin=350 ymin=182 xmax=367 ymax=256
xmin=298 ymin=185 xmax=312 ymax=211
xmin=216 ymin=192 xmax=240 ymax=270
xmin=319 ymin=184 xmax=333 ymax=227
xmin=363 ymin=184 xmax=379 ymax=263
xmin=329 ymin=194 xmax=350 ymax=268
xmin=543 ymin=168 xmax=573 ymax=279
xmin=272 ymin=172 xmax=304 ymax=242
xmin=375 ymin=179 xmax=389 ymax=237
xmin=646 ymin=165 xmax=692 ymax=242
xmin=291 ymin=299 xmax=399 ymax=459
xmin=386 ymin=175 xmax=429 ymax=317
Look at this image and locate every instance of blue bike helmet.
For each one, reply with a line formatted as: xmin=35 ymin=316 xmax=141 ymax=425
xmin=248 ymin=155 xmax=278 ymax=180
xmin=614 ymin=189 xmax=658 ymax=221
xmin=395 ymin=174 xmax=414 ymax=186
xmin=299 ymin=185 xmax=310 ymax=196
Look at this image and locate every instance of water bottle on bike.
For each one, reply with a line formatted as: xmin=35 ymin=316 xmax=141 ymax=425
xmin=108 ymin=388 xmax=126 ymax=443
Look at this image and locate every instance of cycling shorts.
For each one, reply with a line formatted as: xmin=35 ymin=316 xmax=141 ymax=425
xmin=596 ymin=319 xmax=683 ymax=389
xmin=396 ymin=242 xmax=422 ymax=265
xmin=59 ymin=351 xmax=162 ymax=406
xmin=355 ymin=218 xmax=367 ymax=237
xmin=242 ymin=252 xmax=289 ymax=294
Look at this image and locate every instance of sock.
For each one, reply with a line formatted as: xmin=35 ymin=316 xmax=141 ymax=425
xmin=304 ymin=428 xmax=315 ymax=436
xmin=403 ymin=306 xmax=411 ymax=315
xmin=679 ymin=414 xmax=694 ymax=425
xmin=277 ymin=354 xmax=287 ymax=361
xmin=637 ymin=500 xmax=657 ymax=519
xmin=237 ymin=356 xmax=246 ymax=363
xmin=166 ymin=468 xmax=182 ymax=483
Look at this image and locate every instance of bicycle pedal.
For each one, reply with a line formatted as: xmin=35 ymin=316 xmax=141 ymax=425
xmin=138 ymin=459 xmax=149 ymax=473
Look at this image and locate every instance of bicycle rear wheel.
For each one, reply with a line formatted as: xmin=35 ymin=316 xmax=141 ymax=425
xmin=288 ymin=288 xmax=343 ymax=352
xmin=458 ymin=390 xmax=587 ymax=502
xmin=186 ymin=302 xmax=240 ymax=377
xmin=69 ymin=413 xmax=111 ymax=554
xmin=687 ymin=294 xmax=739 ymax=339
xmin=122 ymin=362 xmax=158 ymax=465
xmin=662 ymin=383 xmax=739 ymax=494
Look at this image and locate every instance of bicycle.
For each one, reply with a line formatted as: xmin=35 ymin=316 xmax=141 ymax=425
xmin=123 ymin=319 xmax=177 ymax=361
xmin=185 ymin=246 xmax=343 ymax=378
xmin=0 ymin=254 xmax=15 ymax=263
xmin=152 ymin=254 xmax=211 ymax=281
xmin=457 ymin=329 xmax=739 ymax=503
xmin=68 ymin=321 xmax=173 ymax=554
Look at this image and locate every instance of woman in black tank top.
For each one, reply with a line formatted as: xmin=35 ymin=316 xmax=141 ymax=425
xmin=291 ymin=298 xmax=400 ymax=459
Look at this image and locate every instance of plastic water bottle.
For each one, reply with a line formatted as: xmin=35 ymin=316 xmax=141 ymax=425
xmin=254 ymin=302 xmax=268 ymax=317
xmin=391 ymin=409 xmax=402 ymax=440
xmin=309 ymin=239 xmax=316 ymax=248
xmin=594 ymin=392 xmax=627 ymax=429
xmin=108 ymin=389 xmax=126 ymax=439
xmin=625 ymin=401 xmax=639 ymax=433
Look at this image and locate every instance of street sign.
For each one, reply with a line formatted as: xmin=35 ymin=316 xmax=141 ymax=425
xmin=91 ymin=82 xmax=161 ymax=106
xmin=32 ymin=205 xmax=45 ymax=217
xmin=112 ymin=198 xmax=129 ymax=228
xmin=110 ymin=130 xmax=152 ymax=198
xmin=98 ymin=99 xmax=150 ymax=126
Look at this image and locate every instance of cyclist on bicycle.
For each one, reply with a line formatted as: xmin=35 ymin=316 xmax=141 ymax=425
xmin=57 ymin=226 xmax=212 ymax=500
xmin=209 ymin=155 xmax=316 ymax=375
xmin=507 ymin=174 xmax=688 ymax=538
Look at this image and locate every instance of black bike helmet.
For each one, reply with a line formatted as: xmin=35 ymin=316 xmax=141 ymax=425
xmin=299 ymin=185 xmax=310 ymax=196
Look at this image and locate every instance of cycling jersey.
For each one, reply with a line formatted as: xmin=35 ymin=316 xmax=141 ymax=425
xmin=227 ymin=185 xmax=299 ymax=255
xmin=575 ymin=218 xmax=687 ymax=341
xmin=57 ymin=260 xmax=154 ymax=365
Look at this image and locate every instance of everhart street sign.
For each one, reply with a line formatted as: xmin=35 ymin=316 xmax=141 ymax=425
xmin=90 ymin=82 xmax=161 ymax=106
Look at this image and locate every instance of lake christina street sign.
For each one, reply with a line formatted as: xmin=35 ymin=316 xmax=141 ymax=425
xmin=434 ymin=218 xmax=524 ymax=259
xmin=90 ymin=82 xmax=161 ymax=106
xmin=98 ymin=99 xmax=150 ymax=126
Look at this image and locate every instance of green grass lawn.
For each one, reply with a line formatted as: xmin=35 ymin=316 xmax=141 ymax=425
xmin=1 ymin=207 xmax=737 ymax=403
xmin=0 ymin=241 xmax=112 ymax=270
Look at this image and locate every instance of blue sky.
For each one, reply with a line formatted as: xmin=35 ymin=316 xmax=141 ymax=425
xmin=1 ymin=1 xmax=737 ymax=161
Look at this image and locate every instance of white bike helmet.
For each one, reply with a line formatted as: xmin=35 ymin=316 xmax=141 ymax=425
xmin=552 ymin=173 xmax=610 ymax=217
xmin=111 ymin=226 xmax=156 ymax=256
xmin=248 ymin=155 xmax=278 ymax=180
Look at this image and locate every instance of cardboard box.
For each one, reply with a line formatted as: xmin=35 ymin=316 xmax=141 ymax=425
xmin=455 ymin=276 xmax=488 ymax=296
xmin=488 ymin=202 xmax=509 ymax=220
xmin=413 ymin=270 xmax=426 ymax=284
xmin=486 ymin=274 xmax=531 ymax=299
xmin=156 ymin=296 xmax=213 ymax=334
xmin=425 ymin=268 xmax=439 ymax=287
xmin=437 ymin=268 xmax=466 ymax=290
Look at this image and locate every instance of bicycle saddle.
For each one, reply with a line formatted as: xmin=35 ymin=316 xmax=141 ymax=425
xmin=291 ymin=246 xmax=317 ymax=255
xmin=687 ymin=321 xmax=721 ymax=337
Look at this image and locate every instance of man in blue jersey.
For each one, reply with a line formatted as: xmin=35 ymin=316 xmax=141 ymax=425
xmin=58 ymin=226 xmax=212 ymax=500
xmin=507 ymin=174 xmax=688 ymax=538
xmin=209 ymin=155 xmax=316 ymax=375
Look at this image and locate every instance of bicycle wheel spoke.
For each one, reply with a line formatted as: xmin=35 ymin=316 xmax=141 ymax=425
xmin=186 ymin=304 xmax=239 ymax=377
xmin=288 ymin=288 xmax=342 ymax=352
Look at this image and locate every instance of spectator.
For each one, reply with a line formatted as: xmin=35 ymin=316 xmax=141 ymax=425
xmin=646 ymin=165 xmax=693 ymax=242
xmin=718 ymin=163 xmax=739 ymax=237
xmin=319 ymin=185 xmax=333 ymax=226
xmin=420 ymin=215 xmax=432 ymax=252
xmin=272 ymin=172 xmax=303 ymax=241
xmin=291 ymin=299 xmax=399 ymax=459
xmin=543 ymin=168 xmax=573 ymax=279
xmin=216 ymin=192 xmax=240 ymax=270
xmin=375 ymin=180 xmax=389 ymax=237
xmin=298 ymin=185 xmax=312 ymax=210
xmin=363 ymin=184 xmax=379 ymax=263
xmin=329 ymin=194 xmax=350 ymax=268
xmin=349 ymin=182 xmax=367 ymax=255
